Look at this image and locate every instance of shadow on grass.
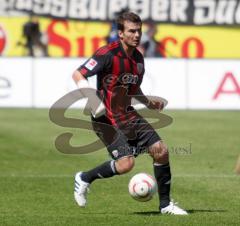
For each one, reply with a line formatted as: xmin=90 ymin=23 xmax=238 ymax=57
xmin=132 ymin=209 xmax=227 ymax=215
xmin=187 ymin=209 xmax=227 ymax=214
xmin=132 ymin=211 xmax=160 ymax=215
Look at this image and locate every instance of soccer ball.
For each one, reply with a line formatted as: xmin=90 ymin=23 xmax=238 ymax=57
xmin=128 ymin=173 xmax=157 ymax=202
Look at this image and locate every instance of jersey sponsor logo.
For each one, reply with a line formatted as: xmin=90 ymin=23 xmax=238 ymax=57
xmin=103 ymin=73 xmax=138 ymax=87
xmin=85 ymin=58 xmax=98 ymax=70
xmin=121 ymin=73 xmax=138 ymax=84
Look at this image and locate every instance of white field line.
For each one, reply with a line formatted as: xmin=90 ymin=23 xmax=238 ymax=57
xmin=0 ymin=174 xmax=239 ymax=178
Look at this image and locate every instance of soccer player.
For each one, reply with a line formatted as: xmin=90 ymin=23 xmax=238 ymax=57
xmin=72 ymin=12 xmax=187 ymax=215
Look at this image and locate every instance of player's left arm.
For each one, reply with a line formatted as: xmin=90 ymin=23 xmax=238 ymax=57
xmin=134 ymin=88 xmax=165 ymax=110
xmin=132 ymin=51 xmax=165 ymax=110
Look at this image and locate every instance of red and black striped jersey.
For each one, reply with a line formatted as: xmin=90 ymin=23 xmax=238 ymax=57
xmin=78 ymin=40 xmax=145 ymax=127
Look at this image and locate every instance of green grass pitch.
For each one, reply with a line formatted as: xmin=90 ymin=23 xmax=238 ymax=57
xmin=0 ymin=109 xmax=239 ymax=226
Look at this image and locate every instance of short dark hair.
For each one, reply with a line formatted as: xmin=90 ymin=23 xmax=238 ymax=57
xmin=116 ymin=12 xmax=142 ymax=31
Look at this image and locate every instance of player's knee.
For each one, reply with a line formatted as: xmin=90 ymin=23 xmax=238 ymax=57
xmin=115 ymin=156 xmax=135 ymax=174
xmin=149 ymin=141 xmax=169 ymax=164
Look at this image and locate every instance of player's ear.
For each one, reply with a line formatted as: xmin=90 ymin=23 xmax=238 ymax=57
xmin=118 ymin=30 xmax=124 ymax=39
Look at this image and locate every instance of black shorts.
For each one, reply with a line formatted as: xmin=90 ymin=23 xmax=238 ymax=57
xmin=91 ymin=115 xmax=161 ymax=160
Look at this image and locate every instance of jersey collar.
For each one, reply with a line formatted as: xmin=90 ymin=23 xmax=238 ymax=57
xmin=118 ymin=41 xmax=137 ymax=59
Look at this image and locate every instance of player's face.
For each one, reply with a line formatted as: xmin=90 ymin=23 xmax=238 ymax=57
xmin=119 ymin=21 xmax=142 ymax=48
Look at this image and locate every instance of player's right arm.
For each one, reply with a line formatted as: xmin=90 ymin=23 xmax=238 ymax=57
xmin=72 ymin=70 xmax=88 ymax=88
xmin=72 ymin=69 xmax=106 ymax=118
xmin=73 ymin=48 xmax=111 ymax=86
xmin=72 ymin=51 xmax=111 ymax=117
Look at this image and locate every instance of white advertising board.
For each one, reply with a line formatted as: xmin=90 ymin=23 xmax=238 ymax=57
xmin=188 ymin=60 xmax=240 ymax=109
xmin=0 ymin=58 xmax=32 ymax=107
xmin=33 ymin=58 xmax=187 ymax=109
xmin=144 ymin=59 xmax=187 ymax=109
xmin=33 ymin=58 xmax=96 ymax=108
xmin=0 ymin=58 xmax=240 ymax=109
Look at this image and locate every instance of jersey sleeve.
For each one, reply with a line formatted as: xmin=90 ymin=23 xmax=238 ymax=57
xmin=77 ymin=51 xmax=111 ymax=78
xmin=129 ymin=54 xmax=145 ymax=95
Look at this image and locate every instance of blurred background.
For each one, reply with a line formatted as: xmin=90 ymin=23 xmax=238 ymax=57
xmin=0 ymin=0 xmax=240 ymax=109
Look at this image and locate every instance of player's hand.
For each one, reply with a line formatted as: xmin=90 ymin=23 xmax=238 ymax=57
xmin=147 ymin=99 xmax=165 ymax=111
